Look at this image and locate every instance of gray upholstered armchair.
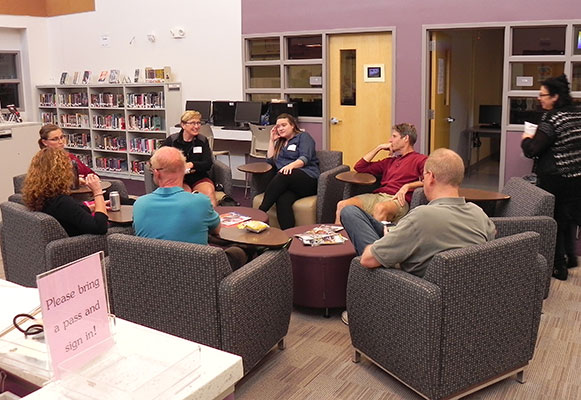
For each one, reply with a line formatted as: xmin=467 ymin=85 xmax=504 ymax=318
xmin=143 ymin=157 xmax=233 ymax=199
xmin=250 ymin=150 xmax=349 ymax=227
xmin=409 ymin=180 xmax=556 ymax=298
xmin=105 ymin=233 xmax=293 ymax=374
xmin=347 ymin=231 xmax=545 ymax=400
xmin=0 ymin=201 xmax=111 ymax=287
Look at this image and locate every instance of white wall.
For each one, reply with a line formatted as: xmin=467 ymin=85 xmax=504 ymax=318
xmin=46 ymin=0 xmax=243 ymax=107
xmin=0 ymin=0 xmax=243 ymax=122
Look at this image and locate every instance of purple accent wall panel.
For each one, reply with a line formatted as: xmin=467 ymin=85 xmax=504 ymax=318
xmin=504 ymin=130 xmax=534 ymax=184
xmin=301 ymin=122 xmax=323 ymax=150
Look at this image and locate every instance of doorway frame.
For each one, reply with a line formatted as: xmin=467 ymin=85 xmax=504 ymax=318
xmin=421 ymin=22 xmax=508 ymax=190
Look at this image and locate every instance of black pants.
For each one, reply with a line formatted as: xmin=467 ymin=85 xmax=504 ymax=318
xmin=537 ymin=175 xmax=581 ymax=268
xmin=259 ymin=169 xmax=318 ymax=230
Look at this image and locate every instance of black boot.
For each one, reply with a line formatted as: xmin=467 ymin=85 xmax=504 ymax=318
xmin=566 ymin=254 xmax=578 ymax=269
xmin=553 ymin=259 xmax=568 ymax=281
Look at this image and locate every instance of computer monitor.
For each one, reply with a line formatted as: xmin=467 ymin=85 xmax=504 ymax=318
xmin=212 ymin=101 xmax=236 ymax=126
xmin=268 ymin=102 xmax=299 ymax=124
xmin=234 ymin=101 xmax=262 ymax=127
xmin=478 ymin=105 xmax=502 ymax=127
xmin=185 ymin=100 xmax=211 ymax=122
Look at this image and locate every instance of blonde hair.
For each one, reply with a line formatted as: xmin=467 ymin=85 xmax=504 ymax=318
xmin=23 ymin=148 xmax=73 ymax=211
xmin=181 ymin=110 xmax=202 ymax=123
xmin=150 ymin=146 xmax=186 ymax=174
xmin=424 ymin=148 xmax=464 ymax=187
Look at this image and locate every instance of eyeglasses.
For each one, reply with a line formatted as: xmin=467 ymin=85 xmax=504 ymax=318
xmin=183 ymin=121 xmax=202 ymax=126
xmin=538 ymin=93 xmax=551 ymax=97
xmin=46 ymin=136 xmax=65 ymax=142
xmin=147 ymin=164 xmax=164 ymax=173
xmin=420 ymin=170 xmax=432 ymax=182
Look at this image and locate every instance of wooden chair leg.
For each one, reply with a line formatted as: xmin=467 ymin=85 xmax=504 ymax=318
xmin=516 ymin=369 xmax=526 ymax=384
xmin=352 ymin=349 xmax=361 ymax=363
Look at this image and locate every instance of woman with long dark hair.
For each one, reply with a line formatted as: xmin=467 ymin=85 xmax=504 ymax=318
xmin=521 ymin=74 xmax=581 ymax=280
xmin=258 ymin=113 xmax=320 ymax=229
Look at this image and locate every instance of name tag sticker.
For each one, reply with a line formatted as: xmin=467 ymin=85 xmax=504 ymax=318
xmin=287 ymin=144 xmax=297 ymax=151
xmin=193 ymin=146 xmax=203 ymax=153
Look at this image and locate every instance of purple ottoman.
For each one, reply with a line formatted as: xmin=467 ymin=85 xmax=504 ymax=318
xmin=284 ymin=224 xmax=356 ymax=317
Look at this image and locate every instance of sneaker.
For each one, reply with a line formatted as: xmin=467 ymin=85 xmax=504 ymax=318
xmin=341 ymin=310 xmax=349 ymax=325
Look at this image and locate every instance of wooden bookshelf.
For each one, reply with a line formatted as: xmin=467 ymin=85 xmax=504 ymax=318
xmin=37 ymin=83 xmax=182 ymax=181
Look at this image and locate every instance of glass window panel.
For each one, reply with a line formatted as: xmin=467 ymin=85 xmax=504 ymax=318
xmin=287 ymin=36 xmax=322 ymax=60
xmin=340 ymin=49 xmax=356 ymax=106
xmin=0 ymin=83 xmax=19 ymax=107
xmin=248 ymin=38 xmax=280 ymax=61
xmin=572 ymin=63 xmax=581 ymax=92
xmin=248 ymin=66 xmax=280 ymax=89
xmin=288 ymin=94 xmax=322 ymax=117
xmin=510 ymin=62 xmax=565 ymax=90
xmin=512 ymin=26 xmax=566 ymax=56
xmin=0 ymin=53 xmax=17 ymax=79
xmin=287 ymin=65 xmax=322 ymax=88
xmin=573 ymin=26 xmax=581 ymax=55
xmin=509 ymin=97 xmax=544 ymax=125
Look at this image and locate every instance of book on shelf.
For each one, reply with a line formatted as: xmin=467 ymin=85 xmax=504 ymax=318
xmin=109 ymin=69 xmax=120 ymax=84
xmin=82 ymin=70 xmax=92 ymax=84
xmin=144 ymin=66 xmax=171 ymax=83
xmin=134 ymin=68 xmax=141 ymax=83
xmin=60 ymin=72 xmax=68 ymax=85
xmin=97 ymin=70 xmax=109 ymax=83
xmin=72 ymin=71 xmax=80 ymax=85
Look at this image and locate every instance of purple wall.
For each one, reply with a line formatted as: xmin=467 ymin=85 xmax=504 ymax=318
xmin=242 ymin=0 xmax=577 ymax=178
xmin=243 ymin=0 xmax=575 ymax=128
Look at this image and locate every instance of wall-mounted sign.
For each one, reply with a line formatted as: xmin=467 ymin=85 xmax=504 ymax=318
xmin=363 ymin=64 xmax=385 ymax=82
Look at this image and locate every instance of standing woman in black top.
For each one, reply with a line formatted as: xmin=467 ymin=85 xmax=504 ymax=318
xmin=521 ymin=74 xmax=581 ymax=280
xmin=22 ymin=148 xmax=109 ymax=236
xmin=162 ymin=110 xmax=217 ymax=206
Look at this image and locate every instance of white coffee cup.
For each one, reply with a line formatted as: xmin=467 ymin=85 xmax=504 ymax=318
xmin=524 ymin=121 xmax=538 ymax=135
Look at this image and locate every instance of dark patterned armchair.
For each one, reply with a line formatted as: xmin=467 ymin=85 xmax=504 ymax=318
xmin=347 ymin=231 xmax=545 ymax=400
xmin=106 ymin=233 xmax=293 ymax=374
xmin=0 ymin=201 xmax=111 ymax=287
xmin=410 ymin=179 xmax=556 ymax=298
xmin=250 ymin=150 xmax=349 ymax=227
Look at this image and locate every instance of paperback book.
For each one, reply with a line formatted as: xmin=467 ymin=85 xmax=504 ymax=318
xmin=60 ymin=72 xmax=68 ymax=85
xmin=109 ymin=69 xmax=120 ymax=84
xmin=82 ymin=70 xmax=92 ymax=84
xmin=97 ymin=70 xmax=109 ymax=83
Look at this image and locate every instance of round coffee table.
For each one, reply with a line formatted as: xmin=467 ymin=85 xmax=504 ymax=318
xmin=284 ymin=224 xmax=356 ymax=317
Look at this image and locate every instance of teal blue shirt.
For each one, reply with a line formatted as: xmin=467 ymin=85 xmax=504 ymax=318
xmin=133 ymin=186 xmax=220 ymax=245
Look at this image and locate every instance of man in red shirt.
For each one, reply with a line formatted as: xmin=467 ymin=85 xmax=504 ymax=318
xmin=335 ymin=123 xmax=427 ymax=224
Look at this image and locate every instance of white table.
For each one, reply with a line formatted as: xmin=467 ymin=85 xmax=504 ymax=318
xmin=0 ymin=280 xmax=243 ymax=400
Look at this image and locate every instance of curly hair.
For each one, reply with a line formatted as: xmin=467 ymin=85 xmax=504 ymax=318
xmin=23 ymin=148 xmax=73 ymax=211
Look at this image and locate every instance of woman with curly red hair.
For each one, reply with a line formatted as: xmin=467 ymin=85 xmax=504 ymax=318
xmin=22 ymin=147 xmax=109 ymax=236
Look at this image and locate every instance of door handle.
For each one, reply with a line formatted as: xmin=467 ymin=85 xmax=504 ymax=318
xmin=330 ymin=117 xmax=342 ymax=125
xmin=446 ymin=117 xmax=456 ymax=123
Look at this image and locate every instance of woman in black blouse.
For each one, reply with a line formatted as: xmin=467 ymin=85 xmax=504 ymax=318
xmin=22 ymin=148 xmax=109 ymax=236
xmin=521 ymin=74 xmax=581 ymax=280
xmin=162 ymin=110 xmax=216 ymax=206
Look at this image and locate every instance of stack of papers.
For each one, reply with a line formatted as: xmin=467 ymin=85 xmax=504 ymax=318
xmin=294 ymin=225 xmax=348 ymax=246
xmin=220 ymin=212 xmax=251 ymax=227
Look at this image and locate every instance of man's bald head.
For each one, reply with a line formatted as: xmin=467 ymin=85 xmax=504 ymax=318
xmin=425 ymin=148 xmax=464 ymax=187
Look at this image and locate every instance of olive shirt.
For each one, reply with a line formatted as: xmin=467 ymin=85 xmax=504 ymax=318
xmin=370 ymin=197 xmax=496 ymax=277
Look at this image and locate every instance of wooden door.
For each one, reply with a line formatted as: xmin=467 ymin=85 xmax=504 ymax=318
xmin=328 ymin=32 xmax=392 ymax=168
xmin=429 ymin=31 xmax=451 ymax=153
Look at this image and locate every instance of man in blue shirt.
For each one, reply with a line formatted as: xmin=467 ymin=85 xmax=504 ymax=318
xmin=133 ymin=146 xmax=246 ymax=269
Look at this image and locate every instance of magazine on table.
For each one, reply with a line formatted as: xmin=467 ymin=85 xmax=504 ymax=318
xmin=220 ymin=212 xmax=251 ymax=226
xmin=294 ymin=225 xmax=348 ymax=246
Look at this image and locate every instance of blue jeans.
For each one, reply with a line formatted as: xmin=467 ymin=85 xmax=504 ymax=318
xmin=340 ymin=206 xmax=385 ymax=255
